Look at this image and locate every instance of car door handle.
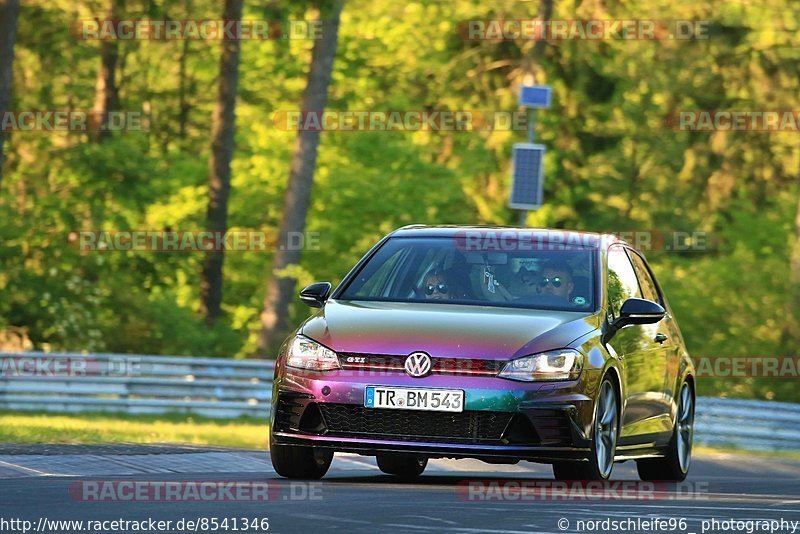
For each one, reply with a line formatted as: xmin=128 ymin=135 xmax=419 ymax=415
xmin=654 ymin=333 xmax=668 ymax=344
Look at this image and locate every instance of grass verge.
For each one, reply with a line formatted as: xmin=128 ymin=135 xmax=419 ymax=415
xmin=694 ymin=445 xmax=800 ymax=461
xmin=2 ymin=412 xmax=798 ymax=461
xmin=0 ymin=411 xmax=269 ymax=449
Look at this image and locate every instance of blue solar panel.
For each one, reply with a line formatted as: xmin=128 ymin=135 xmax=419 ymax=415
xmin=509 ymin=143 xmax=545 ymax=209
xmin=519 ymin=85 xmax=552 ymax=108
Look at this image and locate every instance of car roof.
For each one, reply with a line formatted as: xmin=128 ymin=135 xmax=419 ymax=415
xmin=389 ymin=225 xmax=630 ymax=250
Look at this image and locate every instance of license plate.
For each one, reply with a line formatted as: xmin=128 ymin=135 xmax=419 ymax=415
xmin=364 ymin=386 xmax=464 ymax=413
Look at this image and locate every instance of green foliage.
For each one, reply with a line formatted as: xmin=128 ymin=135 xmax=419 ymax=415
xmin=654 ymin=192 xmax=798 ymax=401
xmin=1 ymin=0 xmax=798 ymax=402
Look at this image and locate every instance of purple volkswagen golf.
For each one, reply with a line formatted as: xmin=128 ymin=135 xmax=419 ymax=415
xmin=270 ymin=226 xmax=695 ymax=481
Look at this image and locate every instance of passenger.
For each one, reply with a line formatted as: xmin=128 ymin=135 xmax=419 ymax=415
xmin=538 ymin=261 xmax=575 ymax=302
xmin=422 ymin=269 xmax=451 ymax=301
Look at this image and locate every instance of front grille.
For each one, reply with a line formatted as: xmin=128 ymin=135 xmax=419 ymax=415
xmin=338 ymin=353 xmax=505 ymax=377
xmin=318 ymin=403 xmax=513 ymax=444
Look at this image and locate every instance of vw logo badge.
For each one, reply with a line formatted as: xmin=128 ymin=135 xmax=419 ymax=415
xmin=404 ymin=352 xmax=432 ymax=378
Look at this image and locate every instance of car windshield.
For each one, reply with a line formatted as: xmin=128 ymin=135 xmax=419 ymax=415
xmin=338 ymin=236 xmax=596 ymax=312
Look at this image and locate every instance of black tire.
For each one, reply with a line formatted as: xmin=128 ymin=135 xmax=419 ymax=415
xmin=552 ymin=461 xmax=594 ymax=480
xmin=270 ymin=441 xmax=333 ymax=480
xmin=551 ymin=456 xmax=608 ymax=481
xmin=553 ymin=377 xmax=619 ymax=481
xmin=376 ymin=453 xmax=427 ymax=479
xmin=637 ymin=382 xmax=694 ymax=482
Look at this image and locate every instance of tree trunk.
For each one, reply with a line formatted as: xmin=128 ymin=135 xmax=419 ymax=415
xmin=92 ymin=0 xmax=123 ymax=142
xmin=520 ymin=0 xmax=553 ymax=78
xmin=177 ymin=0 xmax=193 ymax=141
xmin=0 ymin=0 xmax=20 ymax=187
xmin=533 ymin=0 xmax=553 ymax=59
xmin=787 ymin=189 xmax=800 ymax=350
xmin=257 ymin=0 xmax=345 ymax=356
xmin=178 ymin=38 xmax=191 ymax=140
xmin=199 ymin=0 xmax=244 ymax=324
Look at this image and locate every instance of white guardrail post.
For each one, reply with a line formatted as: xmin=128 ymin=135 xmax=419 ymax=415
xmin=0 ymin=352 xmax=799 ymax=451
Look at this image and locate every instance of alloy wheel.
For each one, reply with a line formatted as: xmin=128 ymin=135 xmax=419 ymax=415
xmin=595 ymin=380 xmax=618 ymax=479
xmin=676 ymin=382 xmax=694 ymax=473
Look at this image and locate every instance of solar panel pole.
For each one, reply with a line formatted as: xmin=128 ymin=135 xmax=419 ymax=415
xmin=527 ymin=107 xmax=536 ymax=144
xmin=512 ymin=85 xmax=551 ymax=227
xmin=519 ymin=108 xmax=536 ymax=226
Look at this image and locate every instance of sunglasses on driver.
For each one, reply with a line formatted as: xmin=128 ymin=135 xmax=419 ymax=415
xmin=425 ymin=283 xmax=448 ymax=295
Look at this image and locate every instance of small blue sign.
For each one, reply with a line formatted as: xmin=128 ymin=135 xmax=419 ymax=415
xmin=519 ymin=85 xmax=552 ymax=109
xmin=365 ymin=386 xmax=375 ymax=407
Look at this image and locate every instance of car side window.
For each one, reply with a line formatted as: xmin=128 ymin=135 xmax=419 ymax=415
xmin=353 ymin=248 xmax=405 ymax=297
xmin=627 ymin=250 xmax=662 ymax=305
xmin=606 ymin=246 xmax=641 ymax=318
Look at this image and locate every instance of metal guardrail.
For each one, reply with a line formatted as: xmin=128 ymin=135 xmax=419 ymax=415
xmin=0 ymin=352 xmax=273 ymax=419
xmin=0 ymin=352 xmax=797 ymax=451
xmin=694 ymin=397 xmax=800 ymax=452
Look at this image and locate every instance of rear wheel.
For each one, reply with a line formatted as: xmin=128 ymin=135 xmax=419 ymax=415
xmin=553 ymin=377 xmax=618 ymax=481
xmin=637 ymin=381 xmax=694 ymax=481
xmin=270 ymin=440 xmax=333 ymax=480
xmin=376 ymin=453 xmax=427 ymax=479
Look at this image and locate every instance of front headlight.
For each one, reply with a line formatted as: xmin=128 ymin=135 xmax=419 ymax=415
xmin=286 ymin=335 xmax=341 ymax=371
xmin=498 ymin=349 xmax=583 ymax=381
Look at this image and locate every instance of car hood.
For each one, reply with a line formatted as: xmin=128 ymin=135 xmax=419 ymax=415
xmin=301 ymin=300 xmax=600 ymax=360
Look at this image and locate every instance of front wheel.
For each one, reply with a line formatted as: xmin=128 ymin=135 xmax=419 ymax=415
xmin=270 ymin=440 xmax=333 ymax=480
xmin=637 ymin=381 xmax=694 ymax=482
xmin=553 ymin=377 xmax=619 ymax=481
xmin=376 ymin=453 xmax=427 ymax=479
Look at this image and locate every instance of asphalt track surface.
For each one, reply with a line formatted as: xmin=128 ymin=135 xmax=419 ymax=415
xmin=0 ymin=445 xmax=798 ymax=534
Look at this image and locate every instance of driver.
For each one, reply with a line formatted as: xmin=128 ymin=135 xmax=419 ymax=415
xmin=422 ymin=269 xmax=451 ymax=301
xmin=538 ymin=261 xmax=575 ymax=302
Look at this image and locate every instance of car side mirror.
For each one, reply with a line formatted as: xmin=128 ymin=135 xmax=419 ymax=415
xmin=299 ymin=282 xmax=332 ymax=308
xmin=613 ymin=298 xmax=665 ymax=328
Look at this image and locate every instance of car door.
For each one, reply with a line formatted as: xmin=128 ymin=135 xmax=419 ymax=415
xmin=627 ymin=250 xmax=680 ymax=420
xmin=605 ymin=245 xmax=669 ymax=442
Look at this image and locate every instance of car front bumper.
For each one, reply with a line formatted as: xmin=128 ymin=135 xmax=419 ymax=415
xmin=270 ymin=368 xmax=602 ymax=462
